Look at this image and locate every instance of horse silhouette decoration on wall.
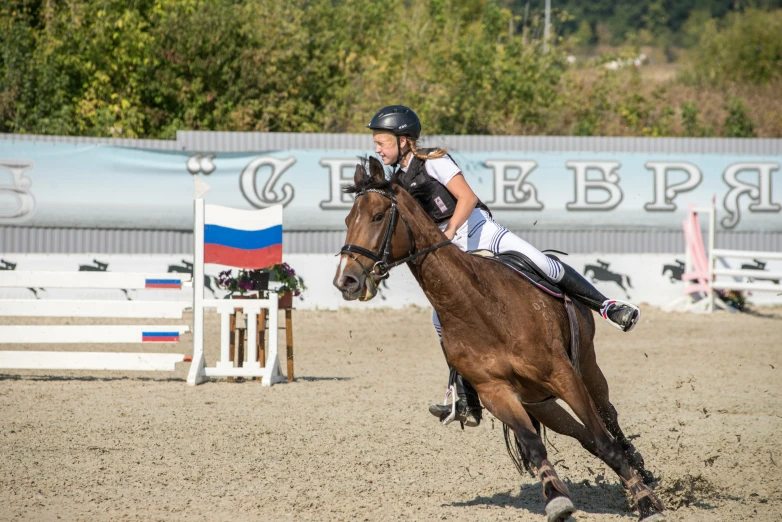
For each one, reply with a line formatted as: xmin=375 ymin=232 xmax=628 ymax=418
xmin=78 ymin=259 xmax=131 ymax=300
xmin=1 ymin=258 xmax=41 ymax=298
xmin=78 ymin=259 xmax=109 ymax=272
xmin=662 ymin=259 xmax=685 ymax=283
xmin=332 ymin=157 xmax=664 ymax=522
xmin=167 ymin=259 xmax=217 ymax=297
xmin=740 ymin=259 xmax=780 ymax=284
xmin=583 ymin=259 xmax=633 ymax=298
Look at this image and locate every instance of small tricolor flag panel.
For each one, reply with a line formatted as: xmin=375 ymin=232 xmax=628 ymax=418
xmin=204 ymin=204 xmax=283 ymax=269
xmin=145 ymin=278 xmax=182 ymax=289
xmin=142 ymin=331 xmax=181 ymax=343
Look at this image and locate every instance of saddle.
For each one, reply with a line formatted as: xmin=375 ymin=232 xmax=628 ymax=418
xmin=470 ymin=250 xmax=564 ymax=298
xmin=470 ymin=249 xmax=581 ymax=376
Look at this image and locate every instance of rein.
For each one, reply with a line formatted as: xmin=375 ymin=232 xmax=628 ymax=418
xmin=339 ymin=188 xmax=452 ymax=288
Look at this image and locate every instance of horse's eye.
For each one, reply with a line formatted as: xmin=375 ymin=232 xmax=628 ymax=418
xmin=372 ymin=213 xmax=384 ymax=222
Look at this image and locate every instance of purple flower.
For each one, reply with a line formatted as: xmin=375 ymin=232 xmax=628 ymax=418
xmin=238 ymin=280 xmax=253 ymax=291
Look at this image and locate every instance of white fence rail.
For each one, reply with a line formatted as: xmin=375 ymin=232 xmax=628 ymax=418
xmin=0 ymin=325 xmax=189 ymax=344
xmin=0 ymin=271 xmax=189 ymax=372
xmin=0 ymin=271 xmax=192 ymax=289
xmin=0 ymin=352 xmax=186 ymax=371
xmin=0 ymin=300 xmax=190 ymax=318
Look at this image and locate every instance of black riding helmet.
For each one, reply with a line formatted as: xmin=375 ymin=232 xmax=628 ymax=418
xmin=367 ymin=105 xmax=422 ymax=139
xmin=367 ymin=105 xmax=421 ymax=167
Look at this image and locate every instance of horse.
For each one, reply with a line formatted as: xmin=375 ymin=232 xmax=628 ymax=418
xmin=333 ymin=157 xmax=663 ymax=522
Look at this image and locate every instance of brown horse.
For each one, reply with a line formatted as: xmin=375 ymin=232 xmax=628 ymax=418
xmin=333 ymin=157 xmax=664 ymax=522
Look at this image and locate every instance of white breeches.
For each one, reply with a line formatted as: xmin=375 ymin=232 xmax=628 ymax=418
xmin=432 ymin=208 xmax=563 ymax=339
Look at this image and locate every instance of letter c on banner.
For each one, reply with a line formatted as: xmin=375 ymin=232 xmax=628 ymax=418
xmin=240 ymin=156 xmax=296 ymax=209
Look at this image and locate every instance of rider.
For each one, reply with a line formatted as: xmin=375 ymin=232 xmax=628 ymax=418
xmin=367 ymin=105 xmax=641 ymax=427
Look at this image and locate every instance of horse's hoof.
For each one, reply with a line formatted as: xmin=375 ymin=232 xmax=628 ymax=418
xmin=545 ymin=496 xmax=576 ymax=522
xmin=640 ymin=469 xmax=656 ymax=485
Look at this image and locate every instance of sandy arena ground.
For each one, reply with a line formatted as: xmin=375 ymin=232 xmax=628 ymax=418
xmin=1 ymin=305 xmax=781 ymax=521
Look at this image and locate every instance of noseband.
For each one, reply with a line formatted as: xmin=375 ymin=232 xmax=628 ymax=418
xmin=339 ymin=188 xmax=452 ymax=288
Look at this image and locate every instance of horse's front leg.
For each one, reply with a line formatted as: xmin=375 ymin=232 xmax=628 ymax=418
xmin=479 ymin=383 xmax=576 ymax=522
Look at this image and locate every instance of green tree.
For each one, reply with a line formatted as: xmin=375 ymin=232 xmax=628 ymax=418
xmin=723 ymin=98 xmax=756 ymax=137
xmin=693 ymin=8 xmax=782 ymax=86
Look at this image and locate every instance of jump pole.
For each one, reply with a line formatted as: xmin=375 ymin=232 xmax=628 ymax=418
xmin=187 ymin=178 xmax=208 ymax=385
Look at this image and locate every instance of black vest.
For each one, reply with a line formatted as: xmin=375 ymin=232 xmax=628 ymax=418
xmin=397 ymin=149 xmax=490 ymax=224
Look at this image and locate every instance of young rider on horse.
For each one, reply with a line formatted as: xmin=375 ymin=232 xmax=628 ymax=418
xmin=367 ymin=105 xmax=641 ymax=428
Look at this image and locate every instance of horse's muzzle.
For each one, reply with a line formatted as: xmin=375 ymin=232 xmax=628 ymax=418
xmin=334 ymin=273 xmax=360 ymax=300
xmin=333 ymin=262 xmax=377 ymax=302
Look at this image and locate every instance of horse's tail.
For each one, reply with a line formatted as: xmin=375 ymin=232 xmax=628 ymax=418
xmin=625 ymin=275 xmax=633 ymax=289
xmin=503 ymin=413 xmax=543 ymax=478
xmin=503 ymin=424 xmax=534 ymax=477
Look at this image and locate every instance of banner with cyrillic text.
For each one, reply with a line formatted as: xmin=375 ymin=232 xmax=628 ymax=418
xmin=1 ymin=141 xmax=779 ymax=231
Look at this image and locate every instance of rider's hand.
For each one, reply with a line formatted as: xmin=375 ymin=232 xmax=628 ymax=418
xmin=444 ymin=228 xmax=456 ymax=240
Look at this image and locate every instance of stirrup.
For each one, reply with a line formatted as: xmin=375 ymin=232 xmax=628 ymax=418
xmin=600 ymin=299 xmax=641 ymax=332
xmin=440 ymin=384 xmax=458 ymax=426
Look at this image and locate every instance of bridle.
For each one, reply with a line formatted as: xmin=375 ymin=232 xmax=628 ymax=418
xmin=339 ymin=187 xmax=452 ymax=292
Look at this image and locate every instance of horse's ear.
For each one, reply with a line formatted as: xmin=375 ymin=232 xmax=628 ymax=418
xmin=368 ymin=156 xmax=386 ymax=183
xmin=354 ymin=163 xmax=368 ymax=185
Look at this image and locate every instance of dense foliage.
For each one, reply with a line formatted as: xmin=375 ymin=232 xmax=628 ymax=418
xmin=515 ymin=0 xmax=782 ymax=47
xmin=1 ymin=0 xmax=779 ymax=138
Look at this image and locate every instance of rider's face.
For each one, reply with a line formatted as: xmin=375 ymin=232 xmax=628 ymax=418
xmin=373 ymin=131 xmax=404 ymax=165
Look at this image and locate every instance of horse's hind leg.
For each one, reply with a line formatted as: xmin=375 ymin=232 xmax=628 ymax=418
xmin=580 ymin=357 xmax=655 ymax=484
xmin=480 ymin=386 xmax=576 ymax=522
xmin=553 ymin=368 xmax=664 ymax=520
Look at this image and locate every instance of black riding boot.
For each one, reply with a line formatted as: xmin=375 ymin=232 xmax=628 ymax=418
xmin=558 ymin=263 xmax=640 ymax=332
xmin=428 ymin=344 xmax=482 ymax=427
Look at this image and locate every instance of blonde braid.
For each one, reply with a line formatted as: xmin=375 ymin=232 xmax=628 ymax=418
xmin=408 ymin=139 xmax=448 ymax=160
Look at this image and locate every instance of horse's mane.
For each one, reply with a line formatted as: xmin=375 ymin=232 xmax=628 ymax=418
xmin=342 ymin=156 xmax=439 ymax=207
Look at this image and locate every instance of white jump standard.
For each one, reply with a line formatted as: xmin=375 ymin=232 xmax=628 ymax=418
xmin=187 ymin=178 xmax=286 ymax=386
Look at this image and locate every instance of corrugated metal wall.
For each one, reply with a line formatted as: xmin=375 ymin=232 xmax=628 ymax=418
xmin=3 ymin=226 xmax=780 ymax=255
xmin=2 ymin=131 xmax=781 ymax=154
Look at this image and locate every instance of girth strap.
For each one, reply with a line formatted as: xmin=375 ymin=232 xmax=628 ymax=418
xmin=563 ymin=296 xmax=581 ymax=377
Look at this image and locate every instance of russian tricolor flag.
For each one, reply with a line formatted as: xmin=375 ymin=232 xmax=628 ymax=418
xmin=145 ymin=278 xmax=182 ymax=289
xmin=204 ymin=204 xmax=283 ymax=269
xmin=142 ymin=331 xmax=181 ymax=342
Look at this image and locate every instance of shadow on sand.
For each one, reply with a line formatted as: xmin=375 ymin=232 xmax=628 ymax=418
xmin=447 ymin=474 xmax=724 ymax=517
